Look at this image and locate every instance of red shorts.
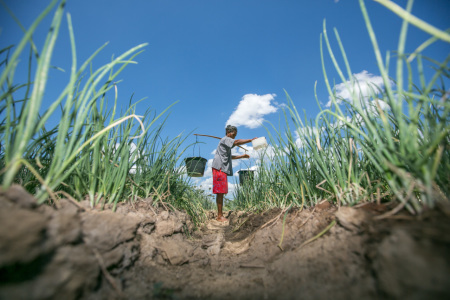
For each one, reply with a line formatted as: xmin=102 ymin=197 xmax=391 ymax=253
xmin=212 ymin=168 xmax=228 ymax=194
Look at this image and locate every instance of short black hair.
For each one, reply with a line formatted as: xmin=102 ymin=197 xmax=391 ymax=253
xmin=226 ymin=125 xmax=237 ymax=134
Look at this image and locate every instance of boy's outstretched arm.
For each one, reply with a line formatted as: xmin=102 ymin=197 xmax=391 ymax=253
xmin=233 ymin=137 xmax=257 ymax=146
xmin=232 ymin=154 xmax=249 ymax=160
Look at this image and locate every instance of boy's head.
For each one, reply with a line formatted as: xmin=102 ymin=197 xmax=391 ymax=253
xmin=226 ymin=125 xmax=237 ymax=138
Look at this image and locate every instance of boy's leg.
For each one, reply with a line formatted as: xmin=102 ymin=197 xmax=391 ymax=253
xmin=216 ymin=193 xmax=227 ymax=221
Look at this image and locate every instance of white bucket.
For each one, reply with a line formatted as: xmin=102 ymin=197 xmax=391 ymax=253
xmin=252 ymin=136 xmax=268 ymax=150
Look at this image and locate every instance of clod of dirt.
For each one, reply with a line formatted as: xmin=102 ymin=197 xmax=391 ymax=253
xmin=0 ymin=207 xmax=49 ymax=266
xmin=155 ymin=219 xmax=183 ymax=237
xmin=81 ymin=210 xmax=140 ymax=252
xmin=335 ymin=206 xmax=368 ymax=232
xmin=374 ymin=225 xmax=450 ymax=299
xmin=157 ymin=235 xmax=194 ymax=265
xmin=0 ymin=184 xmax=37 ymax=209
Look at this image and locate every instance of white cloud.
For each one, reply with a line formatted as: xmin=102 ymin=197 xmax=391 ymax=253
xmin=195 ymin=177 xmax=213 ymax=193
xmin=233 ymin=144 xmax=251 ymax=156
xmin=326 ymin=70 xmax=391 ymax=107
xmin=294 ymin=131 xmax=305 ymax=149
xmin=233 ymin=142 xmax=276 ymax=162
xmin=178 ymin=164 xmax=187 ymax=173
xmin=203 ymin=159 xmax=214 ymax=177
xmin=370 ymin=98 xmax=391 ymax=112
xmin=111 ymin=142 xmax=138 ymax=174
xmin=231 ymin=147 xmax=241 ymax=156
xmin=226 ymin=93 xmax=279 ymax=129
xmin=292 ymin=126 xmax=321 ymax=150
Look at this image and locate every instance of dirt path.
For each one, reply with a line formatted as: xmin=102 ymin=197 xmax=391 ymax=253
xmin=1 ymin=185 xmax=450 ymax=299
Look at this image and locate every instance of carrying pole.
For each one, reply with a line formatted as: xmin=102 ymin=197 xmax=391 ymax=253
xmin=194 ymin=134 xmax=248 ymax=152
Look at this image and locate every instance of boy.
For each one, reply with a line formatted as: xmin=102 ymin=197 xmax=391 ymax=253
xmin=211 ymin=125 xmax=257 ymax=222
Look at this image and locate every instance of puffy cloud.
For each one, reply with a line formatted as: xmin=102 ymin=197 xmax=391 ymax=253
xmin=195 ymin=177 xmax=213 ymax=193
xmin=326 ymin=70 xmax=391 ymax=107
xmin=293 ymin=126 xmax=321 ymax=150
xmin=294 ymin=131 xmax=305 ymax=149
xmin=226 ymin=93 xmax=279 ymax=129
xmin=233 ymin=142 xmax=276 ymax=161
xmin=370 ymin=98 xmax=391 ymax=112
xmin=111 ymin=142 xmax=138 ymax=174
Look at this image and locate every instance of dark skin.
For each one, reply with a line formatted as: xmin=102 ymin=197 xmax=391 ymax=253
xmin=216 ymin=130 xmax=257 ymax=222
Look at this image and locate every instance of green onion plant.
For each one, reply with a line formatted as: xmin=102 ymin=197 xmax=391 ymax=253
xmin=234 ymin=0 xmax=449 ymax=215
xmin=0 ymin=0 xmax=208 ymax=225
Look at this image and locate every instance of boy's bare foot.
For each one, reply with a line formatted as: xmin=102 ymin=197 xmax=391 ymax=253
xmin=216 ymin=216 xmax=228 ymax=222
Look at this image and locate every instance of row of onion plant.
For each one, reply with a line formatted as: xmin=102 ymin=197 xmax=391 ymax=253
xmin=0 ymin=0 xmax=209 ymax=225
xmin=233 ymin=0 xmax=449 ymax=215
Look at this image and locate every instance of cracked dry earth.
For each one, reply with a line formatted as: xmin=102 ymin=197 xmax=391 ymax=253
xmin=1 ymin=185 xmax=450 ymax=300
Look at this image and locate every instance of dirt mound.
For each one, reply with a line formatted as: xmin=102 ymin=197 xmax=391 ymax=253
xmin=1 ymin=185 xmax=450 ymax=299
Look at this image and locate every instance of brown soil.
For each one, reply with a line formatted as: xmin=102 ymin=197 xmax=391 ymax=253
xmin=1 ymin=185 xmax=450 ymax=300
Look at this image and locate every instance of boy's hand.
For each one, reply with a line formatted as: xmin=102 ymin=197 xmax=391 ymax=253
xmin=242 ymin=154 xmax=250 ymax=159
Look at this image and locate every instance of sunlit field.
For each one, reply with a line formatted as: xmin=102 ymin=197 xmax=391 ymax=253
xmin=1 ymin=1 xmax=450 ymax=299
xmin=1 ymin=0 xmax=448 ymax=224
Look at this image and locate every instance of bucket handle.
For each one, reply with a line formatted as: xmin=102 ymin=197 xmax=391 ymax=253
xmin=193 ymin=135 xmax=201 ymax=157
xmin=240 ymin=149 xmax=252 ymax=172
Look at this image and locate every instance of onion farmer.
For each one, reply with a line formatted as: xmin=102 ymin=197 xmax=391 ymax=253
xmin=212 ymin=125 xmax=257 ymax=222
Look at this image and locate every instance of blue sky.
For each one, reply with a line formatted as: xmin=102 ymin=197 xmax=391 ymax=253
xmin=1 ymin=0 xmax=449 ymax=195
